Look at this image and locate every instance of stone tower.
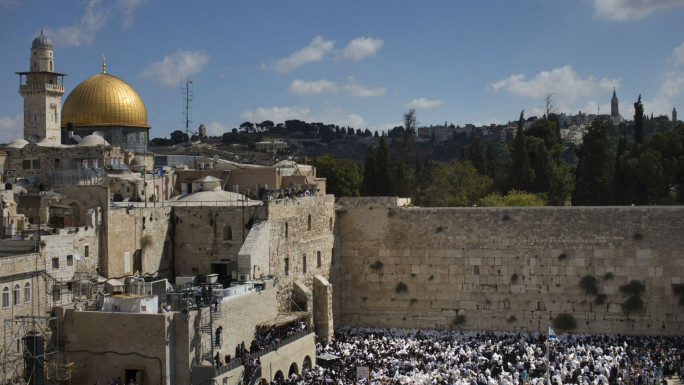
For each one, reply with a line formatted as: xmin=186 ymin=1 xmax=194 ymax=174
xmin=16 ymin=30 xmax=66 ymax=143
xmin=611 ymin=89 xmax=619 ymax=118
xmin=673 ymin=107 xmax=678 ymax=129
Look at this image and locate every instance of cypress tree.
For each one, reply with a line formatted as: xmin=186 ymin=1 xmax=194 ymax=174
xmin=634 ymin=95 xmax=645 ymax=146
xmin=509 ymin=110 xmax=534 ymax=191
xmin=572 ymin=118 xmax=615 ymax=205
xmin=361 ymin=145 xmax=376 ymax=196
xmin=375 ymin=135 xmax=395 ymax=196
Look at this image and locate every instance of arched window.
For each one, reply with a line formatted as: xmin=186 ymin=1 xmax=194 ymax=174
xmin=2 ymin=287 xmax=9 ymax=309
xmin=223 ymin=225 xmax=232 ymax=241
xmin=24 ymin=283 xmax=31 ymax=303
xmin=13 ymin=285 xmax=20 ymax=306
xmin=307 ymin=215 xmax=312 ymax=231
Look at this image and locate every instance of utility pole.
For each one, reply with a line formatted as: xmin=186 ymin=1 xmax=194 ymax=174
xmin=182 ymin=79 xmax=193 ymax=162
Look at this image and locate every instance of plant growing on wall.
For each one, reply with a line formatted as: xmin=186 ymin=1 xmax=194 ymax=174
xmin=552 ymin=313 xmax=577 ymax=331
xmin=633 ymin=232 xmax=643 ymax=241
xmin=507 ymin=315 xmax=517 ymax=323
xmin=453 ymin=315 xmax=466 ymax=325
xmin=558 ymin=253 xmax=568 ymax=261
xmin=370 ymin=260 xmax=384 ymax=270
xmin=511 ymin=273 xmax=519 ymax=283
xmin=580 ymin=275 xmax=599 ymax=295
xmin=672 ymin=284 xmax=684 ymax=305
xmin=620 ymin=280 xmax=646 ymax=313
xmin=604 ymin=272 xmax=614 ymax=281
xmin=595 ymin=294 xmax=607 ymax=305
xmin=410 ymin=298 xmax=418 ymax=305
xmin=395 ymin=282 xmax=408 ymax=293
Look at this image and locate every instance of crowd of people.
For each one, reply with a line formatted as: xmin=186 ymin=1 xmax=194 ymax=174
xmin=263 ymin=188 xmax=313 ymax=200
xmin=273 ymin=327 xmax=683 ymax=385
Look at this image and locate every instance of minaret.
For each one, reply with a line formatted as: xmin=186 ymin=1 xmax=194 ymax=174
xmin=674 ymin=107 xmax=678 ymax=129
xmin=16 ymin=30 xmax=66 ymax=143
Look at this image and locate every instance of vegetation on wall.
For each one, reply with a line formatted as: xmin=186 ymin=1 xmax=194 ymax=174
xmin=370 ymin=260 xmax=384 ymax=270
xmin=552 ymin=313 xmax=577 ymax=330
xmin=620 ymin=280 xmax=646 ymax=313
xmin=580 ymin=275 xmax=599 ymax=295
xmin=395 ymin=282 xmax=408 ymax=293
xmin=453 ymin=315 xmax=466 ymax=326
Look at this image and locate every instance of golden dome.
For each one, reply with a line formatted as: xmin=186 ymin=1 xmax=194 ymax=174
xmin=62 ymin=72 xmax=148 ymax=128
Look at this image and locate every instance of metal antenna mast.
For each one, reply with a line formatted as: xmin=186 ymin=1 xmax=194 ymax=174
xmin=182 ymin=79 xmax=193 ymax=161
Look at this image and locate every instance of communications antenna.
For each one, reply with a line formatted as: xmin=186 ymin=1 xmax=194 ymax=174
xmin=182 ymin=79 xmax=194 ymax=161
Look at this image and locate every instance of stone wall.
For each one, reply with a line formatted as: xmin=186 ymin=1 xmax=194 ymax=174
xmin=335 ymin=200 xmax=684 ymax=335
xmin=104 ymin=206 xmax=172 ymax=279
xmin=172 ymin=205 xmax=252 ymax=277
xmin=57 ymin=308 xmax=169 ymax=385
xmin=264 ymin=195 xmax=335 ymax=311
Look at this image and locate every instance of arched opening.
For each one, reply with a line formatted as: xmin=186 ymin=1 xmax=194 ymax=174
xmin=2 ymin=287 xmax=9 ymax=309
xmin=68 ymin=202 xmax=81 ymax=226
xmin=302 ymin=356 xmax=312 ymax=373
xmin=13 ymin=284 xmax=20 ymax=306
xmin=273 ymin=370 xmax=284 ymax=382
xmin=288 ymin=362 xmax=299 ymax=377
xmin=307 ymin=214 xmax=311 ymax=231
xmin=24 ymin=283 xmax=31 ymax=303
xmin=256 ymin=379 xmax=268 ymax=385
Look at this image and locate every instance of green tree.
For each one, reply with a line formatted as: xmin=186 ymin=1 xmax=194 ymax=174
xmin=311 ymin=155 xmax=362 ymax=197
xmin=361 ymin=146 xmax=376 ymax=196
xmin=396 ymin=109 xmax=417 ymax=197
xmin=634 ymin=95 xmax=645 ymax=146
xmin=485 ymin=142 xmax=501 ymax=179
xmin=375 ymin=135 xmax=395 ymax=196
xmin=419 ymin=160 xmax=493 ymax=207
xmin=468 ymin=136 xmax=487 ymax=175
xmin=509 ymin=111 xmax=534 ymax=191
xmin=572 ymin=118 xmax=615 ymax=205
xmin=170 ymin=130 xmax=189 ymax=144
xmin=480 ymin=190 xmax=547 ymax=206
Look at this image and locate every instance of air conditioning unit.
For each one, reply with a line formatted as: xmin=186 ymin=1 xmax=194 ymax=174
xmin=238 ymin=273 xmax=250 ymax=282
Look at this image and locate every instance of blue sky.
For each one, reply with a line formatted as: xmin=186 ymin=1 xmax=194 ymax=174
xmin=1 ymin=0 xmax=683 ymax=142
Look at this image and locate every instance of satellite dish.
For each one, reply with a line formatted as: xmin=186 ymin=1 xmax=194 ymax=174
xmin=28 ymin=134 xmax=40 ymax=143
xmin=213 ymin=155 xmax=219 ymax=161
xmin=75 ymin=252 xmax=83 ymax=260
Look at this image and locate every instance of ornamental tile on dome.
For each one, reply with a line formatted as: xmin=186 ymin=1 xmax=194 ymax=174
xmin=61 ymin=72 xmax=148 ymax=128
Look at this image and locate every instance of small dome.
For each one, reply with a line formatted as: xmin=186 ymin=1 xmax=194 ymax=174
xmin=36 ymin=138 xmax=62 ymax=148
xmin=5 ymin=139 xmax=29 ymax=149
xmin=77 ymin=135 xmax=110 ymax=147
xmin=129 ymin=157 xmax=144 ymax=172
xmin=32 ymin=30 xmax=53 ymax=50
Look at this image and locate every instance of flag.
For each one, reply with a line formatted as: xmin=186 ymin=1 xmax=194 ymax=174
xmin=157 ymin=167 xmax=163 ymax=178
xmin=548 ymin=324 xmax=557 ymax=340
xmin=140 ymin=167 xmax=145 ymax=177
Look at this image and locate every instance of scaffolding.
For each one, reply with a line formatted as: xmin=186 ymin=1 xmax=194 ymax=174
xmin=2 ymin=316 xmax=59 ymax=385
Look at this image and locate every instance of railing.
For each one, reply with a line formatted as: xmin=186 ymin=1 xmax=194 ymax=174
xmin=251 ymin=330 xmax=311 ymax=359
xmin=20 ymin=84 xmax=64 ymax=92
xmin=215 ymin=357 xmax=243 ymax=376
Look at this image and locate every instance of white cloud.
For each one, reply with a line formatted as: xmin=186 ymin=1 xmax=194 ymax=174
xmin=116 ymin=0 xmax=147 ymax=28
xmin=593 ymin=0 xmax=684 ymax=21
xmin=0 ymin=115 xmax=22 ymax=143
xmin=0 ymin=0 xmax=20 ymax=9
xmin=240 ymin=106 xmax=366 ymax=128
xmin=273 ymin=36 xmax=335 ymax=74
xmin=44 ymin=0 xmax=108 ymax=47
xmin=406 ymin=98 xmax=443 ymax=109
xmin=488 ymin=66 xmax=620 ymax=110
xmin=142 ymin=49 xmax=210 ymax=87
xmin=343 ymin=82 xmax=386 ymax=97
xmin=671 ymin=41 xmax=684 ymax=67
xmin=288 ymin=79 xmax=339 ymax=95
xmin=205 ymin=122 xmax=231 ymax=137
xmin=342 ymin=37 xmax=383 ymax=61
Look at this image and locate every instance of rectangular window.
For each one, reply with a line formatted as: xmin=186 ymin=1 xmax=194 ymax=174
xmin=284 ymin=258 xmax=289 ymax=276
xmin=84 ymin=245 xmax=89 ymax=258
xmin=317 ymin=251 xmax=322 ymax=268
xmin=302 ymin=254 xmax=307 ymax=274
xmin=51 ymin=258 xmax=59 ymax=269
xmin=67 ymin=255 xmax=73 ymax=266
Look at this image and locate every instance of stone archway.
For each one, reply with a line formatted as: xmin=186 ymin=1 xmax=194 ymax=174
xmin=273 ymin=370 xmax=284 ymax=382
xmin=288 ymin=362 xmax=298 ymax=377
xmin=302 ymin=356 xmax=312 ymax=373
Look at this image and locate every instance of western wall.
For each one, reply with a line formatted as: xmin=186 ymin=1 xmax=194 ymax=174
xmin=333 ymin=198 xmax=684 ymax=335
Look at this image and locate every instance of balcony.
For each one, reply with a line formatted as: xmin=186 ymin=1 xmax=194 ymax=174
xmin=19 ymin=83 xmax=64 ymax=92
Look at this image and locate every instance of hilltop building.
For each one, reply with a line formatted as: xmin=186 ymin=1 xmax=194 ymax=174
xmin=611 ymin=89 xmax=623 ymax=125
xmin=674 ymin=107 xmax=678 ymax=129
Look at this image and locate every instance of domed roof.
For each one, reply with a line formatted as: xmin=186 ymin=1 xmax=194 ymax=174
xmin=77 ymin=134 xmax=111 ymax=147
xmin=36 ymin=138 xmax=63 ymax=148
xmin=61 ymin=72 xmax=148 ymax=128
xmin=32 ymin=30 xmax=53 ymax=50
xmin=5 ymin=139 xmax=29 ymax=149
